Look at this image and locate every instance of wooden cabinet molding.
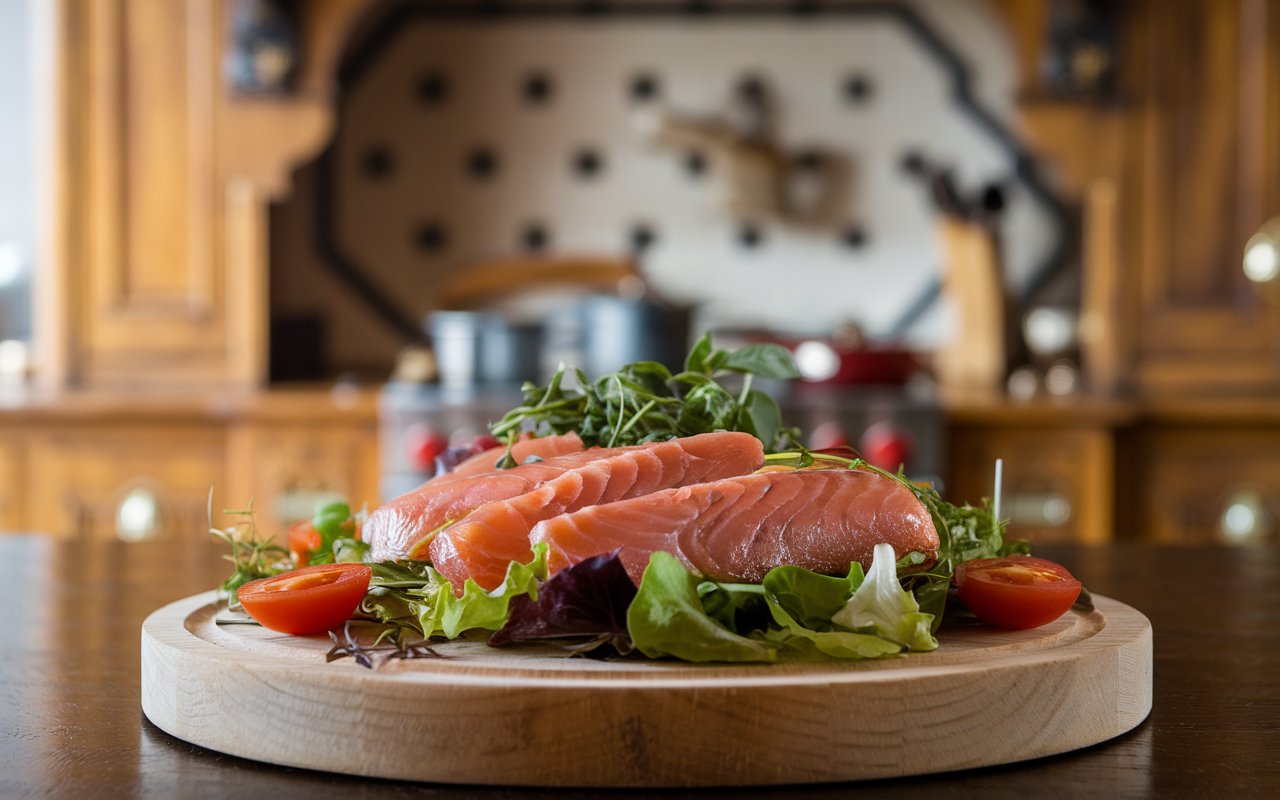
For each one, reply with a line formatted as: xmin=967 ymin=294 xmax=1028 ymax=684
xmin=40 ymin=0 xmax=372 ymax=393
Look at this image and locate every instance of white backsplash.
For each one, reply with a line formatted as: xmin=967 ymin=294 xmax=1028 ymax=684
xmin=280 ymin=0 xmax=1056 ymax=370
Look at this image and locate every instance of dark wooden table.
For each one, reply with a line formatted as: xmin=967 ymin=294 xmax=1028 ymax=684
xmin=2 ymin=535 xmax=1277 ymax=798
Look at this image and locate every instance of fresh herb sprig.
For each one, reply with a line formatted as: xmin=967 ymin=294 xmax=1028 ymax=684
xmin=206 ymin=493 xmax=288 ymax=606
xmin=489 ymin=333 xmax=802 ymax=452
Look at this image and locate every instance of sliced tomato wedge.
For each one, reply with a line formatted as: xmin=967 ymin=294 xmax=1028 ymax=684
xmin=954 ymin=556 xmax=1082 ymax=630
xmin=238 ymin=563 xmax=372 ymax=635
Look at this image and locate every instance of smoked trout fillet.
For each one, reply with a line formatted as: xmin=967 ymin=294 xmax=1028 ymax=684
xmin=429 ymin=432 xmax=766 ymax=591
xmin=366 ymin=432 xmax=583 ymax=561
xmin=530 ymin=469 xmax=939 ymax=585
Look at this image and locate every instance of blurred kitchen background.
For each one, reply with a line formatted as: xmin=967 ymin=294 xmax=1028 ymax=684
xmin=1 ymin=0 xmax=1278 ymax=548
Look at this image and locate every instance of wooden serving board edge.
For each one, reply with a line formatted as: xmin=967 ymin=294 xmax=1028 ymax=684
xmin=141 ymin=592 xmax=1152 ymax=787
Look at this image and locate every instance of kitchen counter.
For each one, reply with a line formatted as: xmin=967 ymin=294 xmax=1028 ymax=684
xmin=1 ymin=536 xmax=1276 ymax=797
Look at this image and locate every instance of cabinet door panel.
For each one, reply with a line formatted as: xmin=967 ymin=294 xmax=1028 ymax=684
xmin=947 ymin=426 xmax=1113 ymax=544
xmin=1133 ymin=0 xmax=1280 ymax=391
xmin=25 ymin=426 xmax=226 ymax=543
xmin=1124 ymin=428 xmax=1280 ymax=544
xmin=64 ymin=0 xmax=227 ymax=388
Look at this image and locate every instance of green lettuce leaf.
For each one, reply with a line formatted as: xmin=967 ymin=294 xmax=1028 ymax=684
xmin=831 ymin=543 xmax=936 ymax=652
xmin=628 ymin=552 xmax=777 ymax=663
xmin=761 ymin=607 xmax=903 ymax=661
xmin=422 ymin=544 xmax=548 ymax=639
xmin=360 ymin=546 xmax=548 ymax=640
xmin=760 ymin=561 xmax=903 ymax=660
xmin=761 ymin=563 xmax=863 ymax=631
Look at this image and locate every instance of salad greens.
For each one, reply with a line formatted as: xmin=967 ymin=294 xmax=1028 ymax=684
xmin=358 ymin=545 xmax=548 ymax=641
xmin=207 ymin=496 xmax=288 ymax=605
xmin=489 ymin=333 xmax=801 ymax=452
xmin=211 ymin=334 xmax=1027 ymax=666
xmin=762 ymin=449 xmax=1026 ymax=631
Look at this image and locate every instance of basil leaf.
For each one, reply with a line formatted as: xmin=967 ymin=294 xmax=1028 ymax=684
xmin=722 ymin=343 xmax=801 ymax=379
xmin=684 ymin=333 xmax=714 ymax=374
xmin=676 ymin=382 xmax=738 ymax=434
xmin=737 ymin=388 xmax=783 ymax=452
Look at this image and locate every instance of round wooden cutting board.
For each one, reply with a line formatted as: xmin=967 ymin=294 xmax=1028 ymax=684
xmin=141 ymin=592 xmax=1151 ymax=787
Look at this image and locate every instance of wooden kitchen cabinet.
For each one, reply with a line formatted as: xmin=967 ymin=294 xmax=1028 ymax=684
xmin=943 ymin=393 xmax=1134 ymax=545
xmin=947 ymin=423 xmax=1115 ymax=545
xmin=23 ymin=424 xmax=226 ymax=543
xmin=0 ymin=389 xmax=379 ymax=543
xmin=1118 ymin=411 xmax=1280 ymax=544
xmin=225 ymin=422 xmax=379 ymax=540
xmin=1120 ymin=0 xmax=1280 ymax=393
xmin=0 ymin=436 xmax=26 ymax=531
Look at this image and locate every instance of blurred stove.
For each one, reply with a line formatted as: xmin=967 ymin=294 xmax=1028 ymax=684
xmin=378 ymin=380 xmax=943 ymax=503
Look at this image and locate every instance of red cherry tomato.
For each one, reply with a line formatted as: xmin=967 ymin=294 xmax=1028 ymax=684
xmin=407 ymin=427 xmax=449 ymax=472
xmin=286 ymin=520 xmax=322 ymax=564
xmin=954 ymin=556 xmax=1082 ymax=629
xmin=860 ymin=422 xmax=913 ymax=472
xmin=238 ymin=563 xmax=372 ymax=635
xmin=472 ymin=433 xmax=501 ymax=452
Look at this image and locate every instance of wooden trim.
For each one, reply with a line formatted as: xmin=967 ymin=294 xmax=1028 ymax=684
xmin=224 ymin=178 xmax=268 ymax=387
xmin=184 ymin=0 xmax=218 ymax=320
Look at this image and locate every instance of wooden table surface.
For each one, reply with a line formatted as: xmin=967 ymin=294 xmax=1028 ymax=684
xmin=2 ymin=536 xmax=1277 ymax=797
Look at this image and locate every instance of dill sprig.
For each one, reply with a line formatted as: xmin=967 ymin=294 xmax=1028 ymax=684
xmin=207 ymin=488 xmax=288 ymax=606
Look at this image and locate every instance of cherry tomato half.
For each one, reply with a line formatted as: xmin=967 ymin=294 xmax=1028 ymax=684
xmin=287 ymin=521 xmax=322 ymax=564
xmin=238 ymin=563 xmax=372 ymax=635
xmin=954 ymin=556 xmax=1082 ymax=630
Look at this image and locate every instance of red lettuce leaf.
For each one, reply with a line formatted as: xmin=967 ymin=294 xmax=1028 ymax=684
xmin=488 ymin=550 xmax=637 ymax=647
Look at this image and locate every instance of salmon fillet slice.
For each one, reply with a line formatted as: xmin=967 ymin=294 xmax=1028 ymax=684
xmin=530 ymin=469 xmax=939 ymax=585
xmin=366 ymin=432 xmax=584 ymax=561
xmin=429 ymin=432 xmax=766 ymax=591
xmin=446 ymin=432 xmax=583 ymax=480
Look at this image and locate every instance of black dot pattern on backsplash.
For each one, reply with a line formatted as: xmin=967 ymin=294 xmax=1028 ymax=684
xmin=738 ymin=224 xmax=764 ymax=250
xmin=629 ymin=223 xmax=657 ymax=253
xmin=737 ymin=74 xmax=767 ymax=103
xmin=522 ymin=71 xmax=554 ymax=105
xmin=361 ymin=146 xmax=394 ymax=179
xmin=842 ymin=225 xmax=868 ymax=249
xmin=573 ymin=148 xmax=604 ymax=179
xmin=629 ymin=73 xmax=660 ymax=103
xmin=522 ymin=223 xmax=550 ymax=253
xmin=467 ymin=148 xmax=499 ymax=180
xmin=415 ymin=72 xmax=448 ymax=105
xmin=795 ymin=150 xmax=823 ymax=172
xmin=843 ymin=73 xmax=874 ymax=104
xmin=412 ymin=222 xmax=447 ymax=252
xmin=308 ymin=2 xmax=1069 ymax=358
xmin=684 ymin=151 xmax=708 ymax=179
